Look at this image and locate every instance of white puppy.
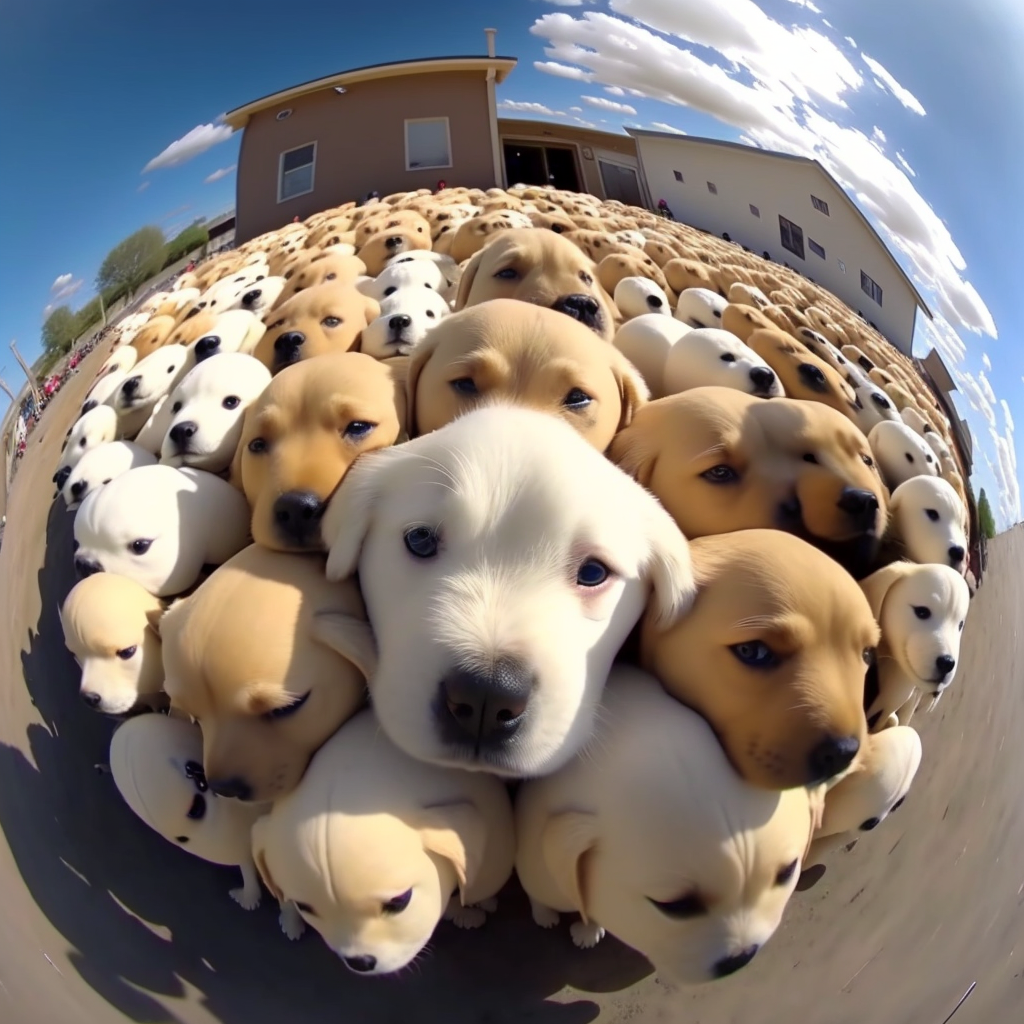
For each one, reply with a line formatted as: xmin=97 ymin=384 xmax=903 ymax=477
xmin=663 ymin=327 xmax=783 ymax=398
xmin=675 ymin=287 xmax=727 ymax=329
xmin=220 ymin=277 xmax=287 ymax=320
xmin=613 ymin=277 xmax=672 ymax=321
xmin=98 ymin=346 xmax=138 ymax=379
xmin=861 ymin=562 xmax=970 ymax=730
xmin=794 ymin=328 xmax=850 ymax=373
xmin=365 ymin=259 xmax=448 ymax=301
xmin=320 ymin=404 xmax=695 ymax=778
xmin=868 ymin=420 xmax=940 ymax=490
xmin=360 ymin=288 xmax=450 ymax=359
xmin=900 ymin=406 xmax=933 ymax=439
xmin=251 ymin=708 xmax=515 ymax=974
xmin=516 ymin=667 xmax=812 ymax=983
xmin=385 ymin=250 xmax=461 ymax=300
xmin=852 ymin=382 xmax=901 ymax=435
xmin=54 ymin=404 xmax=119 ymax=489
xmin=613 ymin=314 xmax=693 ymax=399
xmin=109 ymin=344 xmax=190 ymax=439
xmin=889 ymin=476 xmax=968 ymax=572
xmin=82 ymin=369 xmax=129 ymax=416
xmin=159 ymin=354 xmax=271 ymax=472
xmin=62 ymin=440 xmax=157 ymax=509
xmin=187 ymin=309 xmax=267 ymax=363
xmin=73 ymin=464 xmax=251 ymax=597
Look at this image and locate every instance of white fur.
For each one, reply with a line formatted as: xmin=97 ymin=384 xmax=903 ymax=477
xmin=55 ymin=405 xmax=119 ymax=484
xmin=187 ymin=309 xmax=268 ymax=361
xmin=852 ymin=383 xmax=901 ymax=435
xmin=900 ymin=406 xmax=933 ymax=438
xmin=220 ymin=277 xmax=287 ymax=319
xmin=613 ymin=277 xmax=672 ymax=321
xmin=674 ymin=287 xmax=727 ymax=329
xmin=663 ymin=327 xmax=783 ymax=398
xmin=82 ymin=369 xmax=129 ymax=414
xmin=612 ymin=313 xmax=694 ymax=399
xmin=360 ymin=288 xmax=450 ymax=359
xmin=98 ymin=346 xmax=138 ymax=379
xmin=384 ymin=250 xmax=461 ymax=301
xmin=63 ymin=441 xmax=157 ymax=509
xmin=889 ymin=476 xmax=968 ymax=571
xmin=109 ymin=344 xmax=190 ymax=440
xmin=368 ymin=260 xmax=447 ymax=300
xmin=868 ymin=420 xmax=940 ymax=489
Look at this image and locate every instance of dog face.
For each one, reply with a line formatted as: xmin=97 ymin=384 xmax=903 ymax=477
xmin=63 ymin=441 xmax=157 ymax=509
xmin=675 ymin=287 xmax=728 ymax=329
xmin=232 ymin=353 xmax=405 ymax=551
xmin=356 ymin=220 xmax=432 ymax=276
xmin=161 ymin=545 xmax=372 ymax=802
xmin=406 ymin=300 xmax=647 ymax=451
xmin=221 ymin=276 xmax=287 ymax=319
xmin=642 ymin=531 xmax=876 ymax=788
xmin=254 ymin=284 xmax=379 ymax=373
xmin=160 ymin=353 xmax=271 ymax=473
xmin=274 ymin=253 xmax=367 ymax=309
xmin=613 ymin=276 xmax=672 ymax=320
xmin=454 ymin=229 xmax=616 ymax=340
xmin=54 ymin=404 xmax=119 ymax=487
xmin=59 ymin=573 xmax=165 ymax=715
xmin=869 ymin=420 xmax=940 ymax=489
xmin=187 ymin=310 xmax=267 ymax=363
xmin=889 ymin=476 xmax=968 ymax=571
xmin=361 ymin=259 xmax=447 ymax=303
xmin=610 ymin=388 xmax=888 ymax=576
xmin=449 ymin=212 xmax=532 ymax=263
xmin=612 ymin=314 xmax=693 ymax=400
xmin=662 ymin=327 xmax=783 ymax=398
xmin=320 ymin=404 xmax=695 ymax=778
xmin=851 ymin=382 xmax=900 ymax=435
xmin=98 ymin=345 xmax=138 ymax=379
xmin=360 ymin=288 xmax=451 ymax=359
xmin=113 ymin=344 xmax=189 ymax=421
xmin=129 ymin=316 xmax=176 ymax=359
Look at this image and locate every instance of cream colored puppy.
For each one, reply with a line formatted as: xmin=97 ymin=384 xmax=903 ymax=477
xmin=900 ymin=406 xmax=934 ymax=439
xmin=62 ymin=440 xmax=157 ymax=509
xmin=613 ymin=276 xmax=672 ymax=320
xmin=59 ymin=573 xmax=165 ymax=715
xmin=889 ymin=476 xmax=968 ymax=572
xmin=861 ymin=562 xmax=970 ymax=731
xmin=612 ymin=313 xmax=693 ymax=398
xmin=54 ymin=404 xmax=119 ymax=490
xmin=385 ymin=250 xmax=461 ymax=301
xmin=360 ymin=287 xmax=450 ymax=359
xmin=81 ymin=369 xmax=129 ymax=416
xmin=220 ymin=277 xmax=288 ymax=320
xmin=251 ymin=708 xmax=515 ymax=974
xmin=868 ymin=420 xmax=940 ymax=489
xmin=662 ymin=327 xmax=783 ymax=398
xmin=186 ymin=309 xmax=268 ymax=362
xmin=675 ymin=287 xmax=727 ymax=328
xmin=98 ymin=345 xmax=138 ymax=379
xmin=109 ymin=344 xmax=191 ymax=439
xmin=359 ymin=258 xmax=448 ymax=302
xmin=851 ymin=382 xmax=901 ymax=436
xmin=516 ymin=667 xmax=812 ymax=983
xmin=320 ymin=404 xmax=695 ymax=778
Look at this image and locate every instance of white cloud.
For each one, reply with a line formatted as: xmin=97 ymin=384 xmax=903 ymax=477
xmin=47 ymin=274 xmax=84 ymax=307
xmin=143 ymin=119 xmax=235 ymax=173
xmin=894 ymin=151 xmax=916 ymax=177
xmin=498 ymin=100 xmax=565 ymax=116
xmin=861 ymin=54 xmax=927 ymax=115
xmin=581 ymin=94 xmax=638 ymax=115
xmin=51 ymin=273 xmax=72 ymax=293
xmin=137 ymin=180 xmax=150 ymax=193
xmin=204 ymin=164 xmax=237 ymax=184
xmin=783 ymin=0 xmax=821 ymax=10
xmin=569 ymin=105 xmax=583 ymax=112
xmin=533 ymin=60 xmax=595 ymax=81
xmin=845 ymin=35 xmax=857 ymax=48
xmin=604 ymin=85 xmax=626 ymax=96
xmin=651 ymin=121 xmax=687 ymax=134
xmin=871 ymin=125 xmax=886 ymax=144
xmin=982 ymin=352 xmax=992 ymax=371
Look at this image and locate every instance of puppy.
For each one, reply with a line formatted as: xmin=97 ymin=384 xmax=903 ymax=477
xmin=359 ymin=257 xmax=448 ymax=303
xmin=597 ymin=252 xmax=670 ymax=297
xmin=454 ymin=229 xmax=616 ymax=341
xmin=610 ymin=387 xmax=888 ymax=578
xmin=81 ymin=369 xmax=129 ymax=416
xmin=97 ymin=345 xmax=138 ymax=379
xmin=129 ymin=316 xmax=176 ymax=359
xmin=868 ymin=420 xmax=940 ymax=489
xmin=232 ymin=352 xmax=405 ymax=552
xmin=273 ymin=253 xmax=367 ymax=308
xmin=613 ymin=276 xmax=672 ymax=320
xmin=662 ymin=328 xmax=783 ymax=398
xmin=110 ymin=344 xmax=190 ymax=439
xmin=449 ymin=211 xmax=532 ymax=263
xmin=889 ymin=476 xmax=968 ymax=571
xmin=727 ymin=282 xmax=770 ymax=308
xmin=405 ymin=300 xmax=647 ymax=450
xmin=187 ymin=309 xmax=267 ymax=363
xmin=720 ymin=302 xmax=779 ymax=343
xmin=515 ymin=666 xmax=812 ymax=983
xmin=319 ymin=403 xmax=695 ymax=778
xmin=221 ymin=276 xmax=288 ymax=319
xmin=612 ymin=314 xmax=693 ymax=398
xmin=360 ymin=287 xmax=450 ymax=359
xmin=900 ymin=406 xmax=934 ymax=438
xmin=851 ymin=382 xmax=901 ymax=435
xmin=73 ymin=465 xmax=251 ymax=597
xmin=385 ymin=250 xmax=461 ymax=301
xmin=54 ymin=404 xmax=119 ymax=490
xmin=59 ymin=573 xmax=165 ymax=715
xmin=641 ymin=530 xmax=876 ymax=789
xmin=251 ymin=708 xmax=515 ymax=974
xmin=675 ymin=287 xmax=727 ymax=328
xmin=356 ymin=220 xmax=432 ymax=275
xmin=62 ymin=440 xmax=157 ymax=509
xmin=861 ymin=562 xmax=970 ymax=730
xmin=158 ymin=353 xmax=272 ymax=473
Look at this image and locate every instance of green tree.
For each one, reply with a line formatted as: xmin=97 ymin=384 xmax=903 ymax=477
xmin=164 ymin=221 xmax=209 ymax=266
xmin=41 ymin=306 xmax=78 ymax=355
xmin=977 ymin=488 xmax=997 ymax=539
xmin=95 ymin=226 xmax=166 ymax=300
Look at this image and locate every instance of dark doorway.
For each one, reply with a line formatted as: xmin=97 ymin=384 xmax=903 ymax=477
xmin=503 ymin=143 xmax=581 ymax=192
xmin=599 ymin=160 xmax=643 ymax=206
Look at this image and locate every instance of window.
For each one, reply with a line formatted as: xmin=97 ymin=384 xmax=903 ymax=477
xmin=749 ymin=204 xmax=760 ymax=217
xmin=779 ymin=215 xmax=805 ymax=260
xmin=707 ymin=181 xmax=718 ymax=194
xmin=811 ymin=195 xmax=830 ymax=215
xmin=278 ymin=142 xmax=316 ymax=203
xmin=275 ymin=109 xmax=292 ymax=121
xmin=808 ymin=238 xmax=826 ymax=259
xmin=861 ymin=270 xmax=883 ymax=306
xmin=673 ymin=169 xmax=684 ymax=182
xmin=837 ymin=259 xmax=846 ymax=273
xmin=405 ymin=117 xmax=452 ymax=171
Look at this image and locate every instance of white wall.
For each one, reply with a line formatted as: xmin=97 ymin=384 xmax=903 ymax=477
xmin=635 ymin=136 xmax=919 ymax=354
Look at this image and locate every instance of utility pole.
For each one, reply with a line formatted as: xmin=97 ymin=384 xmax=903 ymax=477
xmin=9 ymin=341 xmax=41 ymax=407
xmin=0 ymin=373 xmax=16 ymax=403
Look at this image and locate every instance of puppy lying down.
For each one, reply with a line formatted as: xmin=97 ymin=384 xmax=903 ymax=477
xmin=251 ymin=708 xmax=516 ymax=975
xmin=515 ymin=666 xmax=812 ymax=984
xmin=320 ymin=402 xmax=695 ymax=778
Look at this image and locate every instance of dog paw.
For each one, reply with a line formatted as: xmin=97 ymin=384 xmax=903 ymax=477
xmin=443 ymin=896 xmax=487 ymax=930
xmin=279 ymin=901 xmax=306 ymax=941
xmin=473 ymin=897 xmax=498 ymax=913
xmin=229 ymin=886 xmax=261 ymax=911
xmin=530 ymin=901 xmax=560 ymax=929
xmin=570 ymin=920 xmax=606 ymax=949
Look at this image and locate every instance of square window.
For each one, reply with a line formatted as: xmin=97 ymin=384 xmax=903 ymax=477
xmin=278 ymin=142 xmax=316 ymax=203
xmin=811 ymin=195 xmax=830 ymax=216
xmin=860 ymin=270 xmax=883 ymax=306
xmin=707 ymin=181 xmax=718 ymax=194
xmin=673 ymin=169 xmax=684 ymax=182
xmin=405 ymin=118 xmax=452 ymax=171
xmin=838 ymin=259 xmax=846 ymax=273
xmin=749 ymin=204 xmax=760 ymax=217
xmin=778 ymin=214 xmax=805 ymax=260
xmin=808 ymin=238 xmax=826 ymax=259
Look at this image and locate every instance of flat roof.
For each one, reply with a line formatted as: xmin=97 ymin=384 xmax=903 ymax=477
xmin=225 ymin=55 xmax=518 ymax=130
xmin=627 ymin=128 xmax=935 ymax=321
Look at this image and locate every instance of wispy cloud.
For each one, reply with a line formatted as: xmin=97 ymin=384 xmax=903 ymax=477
xmin=143 ymin=119 xmax=235 ymax=173
xmin=861 ymin=54 xmax=927 ymax=115
xmin=650 ymin=121 xmax=687 ymax=134
xmin=47 ymin=273 xmax=84 ymax=307
xmin=581 ymin=94 xmax=638 ymax=115
xmin=498 ymin=100 xmax=565 ymax=116
xmin=137 ymin=180 xmax=150 ymax=193
xmin=204 ymin=164 xmax=237 ymax=184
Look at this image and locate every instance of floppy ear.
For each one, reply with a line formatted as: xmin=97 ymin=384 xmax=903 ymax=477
xmin=404 ymin=331 xmax=442 ymax=436
xmin=362 ymin=294 xmax=381 ymax=324
xmin=608 ymin=424 xmax=658 ymax=489
xmin=418 ymin=801 xmax=487 ymax=906
xmin=144 ymin=604 xmax=166 ymax=639
xmin=311 ymin=612 xmax=377 ymax=681
xmin=640 ymin=498 xmax=696 ymax=627
xmin=251 ymin=818 xmax=285 ymax=903
xmin=320 ymin=451 xmax=392 ymax=581
xmin=609 ymin=349 xmax=649 ymax=431
xmin=454 ymin=247 xmax=484 ymax=310
xmin=541 ymin=811 xmax=599 ymax=923
xmin=860 ymin=561 xmax=917 ymax=621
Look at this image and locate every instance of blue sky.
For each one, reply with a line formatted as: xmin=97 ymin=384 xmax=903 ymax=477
xmin=1 ymin=0 xmax=1020 ymax=525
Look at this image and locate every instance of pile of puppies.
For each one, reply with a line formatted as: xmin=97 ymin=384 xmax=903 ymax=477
xmin=53 ymin=183 xmax=973 ymax=985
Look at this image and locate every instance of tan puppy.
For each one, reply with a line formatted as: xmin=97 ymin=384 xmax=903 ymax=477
xmin=272 ymin=252 xmax=367 ymax=309
xmin=516 ymin=667 xmax=812 ymax=983
xmin=449 ymin=211 xmax=532 ymax=263
xmin=405 ymin=299 xmax=646 ymax=450
xmin=161 ymin=544 xmax=373 ymax=803
xmin=129 ymin=316 xmax=176 ymax=359
xmin=356 ymin=218 xmax=433 ymax=275
xmin=232 ymin=352 xmax=405 ymax=551
xmin=641 ymin=530 xmax=876 ymax=789
xmin=596 ymin=252 xmax=670 ymax=297
xmin=251 ymin=708 xmax=515 ymax=975
xmin=253 ymin=283 xmax=380 ymax=374
xmin=455 ymin=229 xmax=616 ymax=340
xmin=610 ymin=387 xmax=889 ymax=578
xmin=720 ymin=302 xmax=779 ymax=343
xmin=664 ymin=257 xmax=722 ymax=296
xmin=59 ymin=573 xmax=165 ymax=716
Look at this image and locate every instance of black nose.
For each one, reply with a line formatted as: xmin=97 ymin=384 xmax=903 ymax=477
xmin=81 ymin=691 xmax=102 ymax=708
xmin=70 ymin=480 xmax=87 ymax=499
xmin=808 ymin=735 xmax=860 ymax=784
xmin=121 ymin=375 xmax=141 ymax=398
xmin=272 ymin=491 xmax=325 ymax=546
xmin=389 ymin=314 xmax=412 ymax=331
xmin=241 ymin=289 xmax=262 ymax=307
xmin=342 ymin=955 xmax=377 ymax=974
xmin=274 ymin=332 xmax=305 ymax=366
xmin=860 ymin=816 xmax=881 ymax=831
xmin=384 ymin=235 xmax=403 ymax=249
xmin=75 ymin=557 xmax=103 ymax=578
xmin=55 ymin=466 xmax=72 ymax=489
xmin=797 ymin=363 xmax=827 ymax=391
xmin=169 ymin=421 xmax=198 ymax=448
xmin=646 ymin=295 xmax=663 ymax=309
xmin=713 ymin=945 xmax=759 ymax=979
xmin=935 ymin=654 xmax=956 ymax=678
xmin=836 ymin=488 xmax=880 ymax=532
xmin=948 ymin=545 xmax=965 ymax=565
xmin=81 ymin=400 xmax=97 ymax=414
xmin=194 ymin=335 xmax=221 ymax=361
xmin=748 ymin=366 xmax=776 ymax=392
xmin=551 ymin=293 xmax=602 ymax=329
xmin=208 ymin=777 xmax=253 ymax=801
xmin=438 ymin=659 xmax=535 ymax=746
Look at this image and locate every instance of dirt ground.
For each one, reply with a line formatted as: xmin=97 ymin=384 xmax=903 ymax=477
xmin=0 ymin=341 xmax=1022 ymax=1024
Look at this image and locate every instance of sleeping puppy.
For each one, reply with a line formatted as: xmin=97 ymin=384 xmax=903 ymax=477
xmin=613 ymin=276 xmax=672 ymax=320
xmin=861 ymin=562 xmax=970 ymax=731
xmin=384 ymin=250 xmax=461 ymax=302
xmin=641 ymin=530 xmax=876 ymax=789
xmin=515 ymin=666 xmax=812 ymax=983
xmin=251 ymin=708 xmax=515 ymax=974
xmin=160 ymin=544 xmax=372 ymax=803
xmin=727 ymin=282 xmax=771 ymax=309
xmin=900 ymin=406 xmax=934 ymax=439
xmin=720 ymin=303 xmax=779 ymax=344
xmin=868 ymin=420 xmax=940 ymax=489
xmin=888 ymin=476 xmax=968 ymax=571
xmin=675 ymin=288 xmax=727 ymax=329
xmin=662 ymin=328 xmax=783 ymax=398
xmin=610 ymin=387 xmax=889 ymax=578
xmin=62 ymin=440 xmax=157 ymax=509
xmin=319 ymin=403 xmax=695 ymax=778
xmin=53 ymin=404 xmax=119 ymax=490
xmin=454 ymin=229 xmax=616 ymax=341
xmin=360 ymin=287 xmax=450 ymax=359
xmin=405 ymin=300 xmax=647 ymax=450
xmin=73 ymin=465 xmax=251 ymax=597
xmin=59 ymin=573 xmax=166 ymax=715
xmin=612 ymin=314 xmax=693 ymax=399
xmin=231 ymin=352 xmax=406 ymax=551
xmin=110 ymin=344 xmax=191 ymax=439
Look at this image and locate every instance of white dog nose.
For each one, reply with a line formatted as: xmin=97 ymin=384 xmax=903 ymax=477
xmin=438 ymin=659 xmax=534 ymax=746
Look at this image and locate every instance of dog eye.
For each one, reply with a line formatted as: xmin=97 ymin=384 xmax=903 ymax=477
xmin=958 ymin=620 xmax=964 ymax=631
xmin=171 ymin=401 xmax=184 ymax=414
xmin=449 ymin=377 xmax=478 ymax=396
xmin=905 ymin=452 xmax=915 ymax=463
xmin=863 ymin=647 xmax=876 ymax=666
xmin=269 ymin=319 xmax=285 ymax=329
xmin=860 ymin=816 xmax=881 ymax=832
xmin=263 ymin=690 xmax=311 ymax=721
xmin=248 ymin=438 xmax=269 ymax=454
xmin=343 ymin=421 xmax=375 ymax=439
xmin=891 ymin=796 xmax=906 ymax=813
xmin=701 ymin=464 xmax=738 ymax=484
xmin=576 ymin=559 xmax=610 ymax=587
xmin=493 ymin=268 xmax=518 ymax=280
xmin=321 ymin=316 xmax=343 ymax=328
xmin=79 ymin=438 xmax=88 ymax=448
xmin=562 ymin=388 xmax=592 ymax=409
xmin=578 ymin=271 xmax=594 ymax=285
xmin=775 ymin=859 xmax=799 ymax=886
xmin=647 ymin=893 xmax=706 ymax=919
xmin=924 ymin=508 xmax=940 ymax=522
xmin=383 ymin=286 xmax=398 ymax=296
xmin=129 ymin=539 xmax=153 ymax=556
xmin=426 ymin=309 xmax=436 ymax=318
xmin=404 ymin=526 xmax=439 ymax=559
xmin=184 ymin=761 xmax=208 ymax=791
xmin=186 ymin=794 xmax=207 ymax=821
xmin=912 ymin=606 xmax=932 ymax=620
xmin=719 ymin=352 xmax=737 ymax=362
xmin=861 ymin=454 xmax=874 ymax=467
xmin=295 ymin=901 xmax=317 ymax=916
xmin=175 ymin=836 xmax=190 ymax=844
xmin=802 ymin=453 xmax=818 ymax=464
xmin=116 ymin=646 xmax=137 ymax=660
xmin=382 ymin=889 xmax=413 ymax=915
xmin=324 ymin=273 xmax=336 ymax=281
xmin=729 ymin=641 xmax=779 ymax=669
xmin=222 ymin=396 xmax=241 ymax=410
